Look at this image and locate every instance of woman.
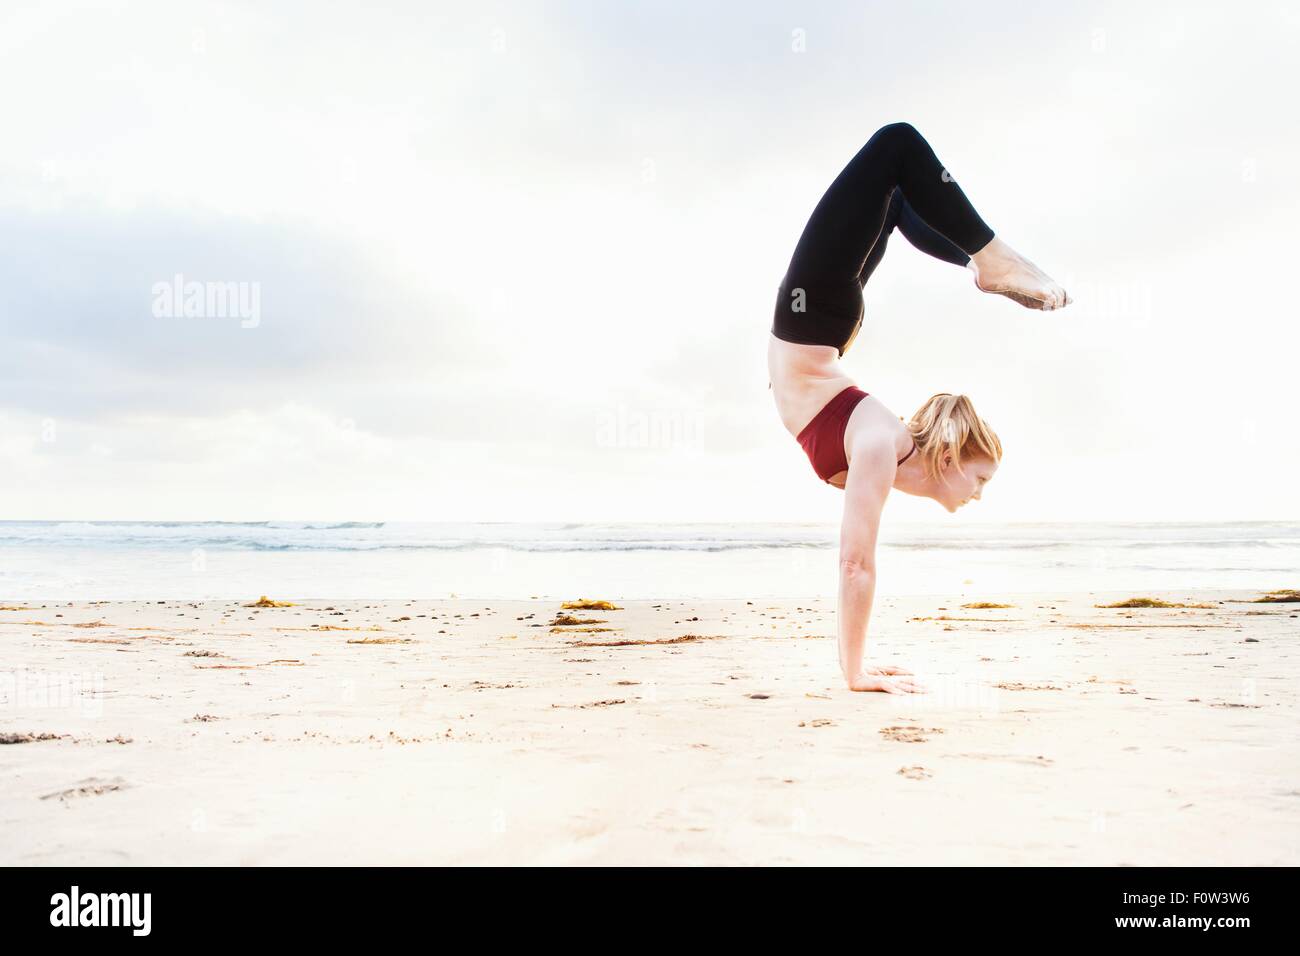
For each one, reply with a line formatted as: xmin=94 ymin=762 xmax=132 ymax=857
xmin=768 ymin=122 xmax=1070 ymax=695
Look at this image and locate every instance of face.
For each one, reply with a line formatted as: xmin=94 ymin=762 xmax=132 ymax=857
xmin=938 ymin=454 xmax=998 ymax=513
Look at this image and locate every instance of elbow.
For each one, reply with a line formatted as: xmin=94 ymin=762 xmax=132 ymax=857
xmin=839 ymin=557 xmax=876 ymax=578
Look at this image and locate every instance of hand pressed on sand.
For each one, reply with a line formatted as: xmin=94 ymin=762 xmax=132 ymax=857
xmin=848 ymin=664 xmax=928 ymax=694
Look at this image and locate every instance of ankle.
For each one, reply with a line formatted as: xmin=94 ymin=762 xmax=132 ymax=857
xmin=970 ymin=236 xmax=1007 ymax=269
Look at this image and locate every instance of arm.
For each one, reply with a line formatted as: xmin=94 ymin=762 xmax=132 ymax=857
xmin=837 ymin=439 xmax=889 ymax=682
xmin=838 ymin=438 xmax=924 ymax=694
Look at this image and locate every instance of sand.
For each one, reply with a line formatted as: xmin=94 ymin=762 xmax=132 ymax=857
xmin=1 ymin=589 xmax=1296 ymax=865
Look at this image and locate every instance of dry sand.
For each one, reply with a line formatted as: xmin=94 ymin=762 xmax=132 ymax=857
xmin=2 ymin=589 xmax=1297 ymax=865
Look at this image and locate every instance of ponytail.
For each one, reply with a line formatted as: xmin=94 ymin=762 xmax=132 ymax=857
xmin=907 ymin=393 xmax=1002 ymax=480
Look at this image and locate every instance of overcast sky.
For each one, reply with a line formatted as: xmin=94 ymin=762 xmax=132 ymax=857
xmin=1 ymin=0 xmax=1296 ymax=524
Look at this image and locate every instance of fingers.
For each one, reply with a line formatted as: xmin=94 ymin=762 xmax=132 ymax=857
xmin=884 ymin=677 xmax=928 ymax=694
xmin=849 ymin=671 xmax=927 ymax=692
xmin=864 ymin=663 xmax=914 ymax=676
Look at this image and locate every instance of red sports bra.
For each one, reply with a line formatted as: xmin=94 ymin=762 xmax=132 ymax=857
xmin=796 ymin=386 xmax=916 ymax=484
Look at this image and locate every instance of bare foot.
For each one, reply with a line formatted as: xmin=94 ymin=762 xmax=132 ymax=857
xmin=969 ymin=237 xmax=1071 ymax=311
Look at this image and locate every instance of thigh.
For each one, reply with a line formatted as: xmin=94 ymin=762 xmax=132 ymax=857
xmin=785 ymin=127 xmax=905 ymax=283
xmin=856 ymin=187 xmax=904 ymax=288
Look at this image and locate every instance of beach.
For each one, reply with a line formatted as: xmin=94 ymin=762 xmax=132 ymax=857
xmin=2 ymin=588 xmax=1296 ymax=866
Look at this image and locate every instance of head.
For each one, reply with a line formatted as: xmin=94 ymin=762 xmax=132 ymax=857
xmin=906 ymin=393 xmax=1002 ymax=513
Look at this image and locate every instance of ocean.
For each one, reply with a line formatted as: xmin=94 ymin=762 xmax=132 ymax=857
xmin=1 ymin=520 xmax=1295 ymax=601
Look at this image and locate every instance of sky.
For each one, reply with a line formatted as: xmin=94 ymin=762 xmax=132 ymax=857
xmin=1 ymin=0 xmax=1297 ymax=524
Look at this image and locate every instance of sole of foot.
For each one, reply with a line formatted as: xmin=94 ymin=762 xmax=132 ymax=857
xmin=969 ymin=239 xmax=1071 ymax=310
xmin=979 ymin=283 xmax=1073 ymax=311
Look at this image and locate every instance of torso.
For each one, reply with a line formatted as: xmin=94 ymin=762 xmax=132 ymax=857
xmin=768 ymin=333 xmax=912 ymax=489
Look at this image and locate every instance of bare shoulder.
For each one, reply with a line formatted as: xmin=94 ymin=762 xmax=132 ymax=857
xmin=845 ymin=396 xmax=908 ymax=467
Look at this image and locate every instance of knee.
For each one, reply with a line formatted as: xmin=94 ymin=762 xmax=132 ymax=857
xmin=877 ymin=121 xmax=920 ymax=142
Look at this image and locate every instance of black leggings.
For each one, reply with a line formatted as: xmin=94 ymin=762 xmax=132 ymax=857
xmin=772 ymin=122 xmax=995 ymax=355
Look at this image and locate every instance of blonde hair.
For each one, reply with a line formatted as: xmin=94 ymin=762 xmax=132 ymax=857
xmin=906 ymin=393 xmax=1002 ymax=481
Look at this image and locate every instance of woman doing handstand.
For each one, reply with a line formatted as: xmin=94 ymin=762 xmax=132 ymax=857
xmin=768 ymin=122 xmax=1071 ymax=694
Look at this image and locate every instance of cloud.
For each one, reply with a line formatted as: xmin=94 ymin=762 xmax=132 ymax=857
xmin=1 ymin=0 xmax=1297 ymax=521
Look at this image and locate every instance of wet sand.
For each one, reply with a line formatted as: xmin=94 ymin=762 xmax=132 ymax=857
xmin=2 ymin=589 xmax=1296 ymax=865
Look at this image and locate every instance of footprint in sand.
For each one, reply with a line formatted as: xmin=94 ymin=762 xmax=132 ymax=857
xmin=949 ymin=752 xmax=1054 ymax=767
xmin=897 ymin=766 xmax=932 ymax=780
xmin=798 ymin=718 xmax=835 ymax=728
xmin=551 ymin=699 xmax=626 ymax=710
xmin=40 ymin=776 xmax=130 ymax=801
xmin=880 ymin=725 xmax=944 ymax=743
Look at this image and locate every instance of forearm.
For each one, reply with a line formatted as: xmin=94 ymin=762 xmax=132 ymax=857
xmin=837 ymin=562 xmax=876 ymax=680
